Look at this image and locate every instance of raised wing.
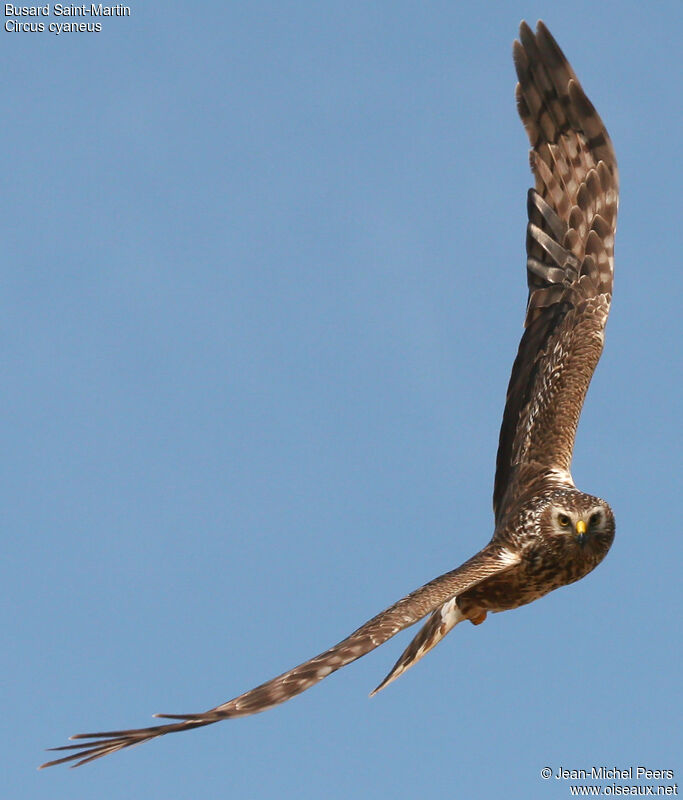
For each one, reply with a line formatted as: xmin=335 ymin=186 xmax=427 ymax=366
xmin=41 ymin=545 xmax=518 ymax=767
xmin=493 ymin=21 xmax=619 ymax=523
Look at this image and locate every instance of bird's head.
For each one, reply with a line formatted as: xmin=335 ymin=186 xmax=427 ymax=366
xmin=537 ymin=488 xmax=615 ymax=577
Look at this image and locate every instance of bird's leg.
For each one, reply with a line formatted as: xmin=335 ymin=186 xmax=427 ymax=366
xmin=468 ymin=610 xmax=487 ymax=626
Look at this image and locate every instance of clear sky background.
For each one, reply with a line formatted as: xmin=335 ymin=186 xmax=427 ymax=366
xmin=4 ymin=2 xmax=681 ymax=798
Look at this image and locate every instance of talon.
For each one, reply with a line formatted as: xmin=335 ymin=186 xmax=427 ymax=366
xmin=469 ymin=610 xmax=487 ymax=626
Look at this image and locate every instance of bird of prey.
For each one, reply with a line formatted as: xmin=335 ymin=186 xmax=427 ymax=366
xmin=42 ymin=20 xmax=618 ymax=768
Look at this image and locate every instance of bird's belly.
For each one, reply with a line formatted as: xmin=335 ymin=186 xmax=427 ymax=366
xmin=458 ymin=561 xmax=576 ymax=614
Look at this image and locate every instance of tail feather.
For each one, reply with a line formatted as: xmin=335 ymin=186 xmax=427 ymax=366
xmin=370 ymin=598 xmax=465 ymax=696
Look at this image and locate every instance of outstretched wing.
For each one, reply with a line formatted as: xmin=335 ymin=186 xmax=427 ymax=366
xmin=41 ymin=545 xmax=518 ymax=768
xmin=493 ymin=21 xmax=619 ymax=524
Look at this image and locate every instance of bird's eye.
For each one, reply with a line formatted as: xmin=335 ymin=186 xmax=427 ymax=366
xmin=589 ymin=512 xmax=601 ymax=527
xmin=558 ymin=513 xmax=571 ymax=527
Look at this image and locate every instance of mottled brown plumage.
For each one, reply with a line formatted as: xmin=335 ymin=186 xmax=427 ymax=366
xmin=41 ymin=21 xmax=618 ymax=769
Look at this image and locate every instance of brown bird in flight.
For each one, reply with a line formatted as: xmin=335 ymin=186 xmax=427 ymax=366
xmin=42 ymin=20 xmax=618 ymax=768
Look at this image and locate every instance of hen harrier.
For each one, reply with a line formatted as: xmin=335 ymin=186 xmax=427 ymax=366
xmin=42 ymin=21 xmax=618 ymax=768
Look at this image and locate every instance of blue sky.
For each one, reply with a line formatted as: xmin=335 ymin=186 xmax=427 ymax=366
xmin=4 ymin=2 xmax=681 ymax=798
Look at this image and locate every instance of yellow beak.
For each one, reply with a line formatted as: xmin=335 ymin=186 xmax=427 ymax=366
xmin=576 ymin=519 xmax=587 ymax=535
